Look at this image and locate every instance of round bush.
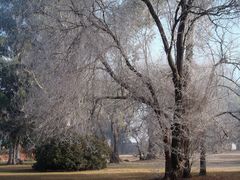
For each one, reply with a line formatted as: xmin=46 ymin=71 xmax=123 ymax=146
xmin=33 ymin=136 xmax=110 ymax=171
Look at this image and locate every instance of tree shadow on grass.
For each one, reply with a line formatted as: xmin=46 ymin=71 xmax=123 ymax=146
xmin=0 ymin=165 xmax=34 ymax=173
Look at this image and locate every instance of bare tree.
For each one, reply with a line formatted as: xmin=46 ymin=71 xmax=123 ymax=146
xmin=25 ymin=0 xmax=240 ymax=179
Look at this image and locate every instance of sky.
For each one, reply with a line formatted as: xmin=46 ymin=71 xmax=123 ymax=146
xmin=148 ymin=17 xmax=240 ymax=69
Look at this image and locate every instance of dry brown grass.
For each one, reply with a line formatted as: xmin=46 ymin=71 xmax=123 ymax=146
xmin=0 ymin=151 xmax=239 ymax=179
xmin=0 ymin=164 xmax=239 ymax=180
xmin=191 ymin=172 xmax=240 ymax=180
xmin=0 ymin=164 xmax=160 ymax=180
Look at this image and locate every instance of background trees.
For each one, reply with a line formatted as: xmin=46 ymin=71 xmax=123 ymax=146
xmin=23 ymin=0 xmax=240 ymax=178
xmin=0 ymin=0 xmax=36 ymax=164
xmin=0 ymin=58 xmax=34 ymax=164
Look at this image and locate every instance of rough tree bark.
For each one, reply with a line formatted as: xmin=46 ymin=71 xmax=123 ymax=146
xmin=146 ymin=121 xmax=157 ymax=160
xmin=7 ymin=144 xmax=14 ymax=165
xmin=171 ymin=79 xmax=186 ymax=179
xmin=110 ymin=110 xmax=121 ymax=163
xmin=199 ymin=134 xmax=207 ymax=176
xmin=110 ymin=123 xmax=121 ymax=163
xmin=146 ymin=139 xmax=156 ymax=160
xmin=7 ymin=142 xmax=16 ymax=165
xmin=7 ymin=138 xmax=20 ymax=165
xmin=163 ymin=128 xmax=171 ymax=179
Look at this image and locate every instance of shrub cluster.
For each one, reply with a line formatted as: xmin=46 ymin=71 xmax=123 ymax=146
xmin=33 ymin=136 xmax=109 ymax=171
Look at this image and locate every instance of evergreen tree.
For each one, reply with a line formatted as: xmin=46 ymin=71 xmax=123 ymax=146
xmin=0 ymin=0 xmax=33 ymax=164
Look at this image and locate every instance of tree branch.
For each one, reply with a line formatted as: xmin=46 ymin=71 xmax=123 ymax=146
xmin=89 ymin=95 xmax=128 ymax=122
xmin=215 ymin=111 xmax=240 ymax=121
xmin=220 ymin=75 xmax=240 ymax=89
xmin=90 ymin=5 xmax=160 ymax=111
xmin=99 ymin=56 xmax=153 ymax=107
xmin=141 ymin=0 xmax=177 ymax=78
xmin=218 ymin=84 xmax=240 ymax=97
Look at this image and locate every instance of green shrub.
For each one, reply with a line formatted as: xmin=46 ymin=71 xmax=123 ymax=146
xmin=33 ymin=136 xmax=110 ymax=171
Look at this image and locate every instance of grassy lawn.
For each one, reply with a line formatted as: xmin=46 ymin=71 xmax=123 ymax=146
xmin=0 ymin=164 xmax=239 ymax=180
xmin=0 ymin=163 xmax=160 ymax=180
xmin=0 ymin=152 xmax=240 ymax=180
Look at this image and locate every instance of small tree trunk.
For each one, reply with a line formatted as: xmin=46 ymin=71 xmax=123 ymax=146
xmin=146 ymin=137 xmax=156 ymax=160
xmin=134 ymin=139 xmax=144 ymax=160
xmin=7 ymin=144 xmax=13 ymax=165
xmin=12 ymin=141 xmax=17 ymax=165
xmin=183 ymin=158 xmax=191 ymax=178
xmin=146 ymin=121 xmax=157 ymax=160
xmin=199 ymin=136 xmax=207 ymax=176
xmin=164 ymin=152 xmax=171 ymax=180
xmin=7 ymin=140 xmax=17 ymax=165
xmin=236 ymin=142 xmax=240 ymax=150
xmin=110 ymin=138 xmax=120 ymax=163
xmin=15 ymin=141 xmax=21 ymax=163
xmin=162 ymin=128 xmax=171 ymax=179
xmin=110 ymin=120 xmax=120 ymax=163
xmin=15 ymin=144 xmax=20 ymax=160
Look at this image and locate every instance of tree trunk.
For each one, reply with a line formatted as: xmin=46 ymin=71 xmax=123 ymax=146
xmin=182 ymin=125 xmax=191 ymax=178
xmin=163 ymin=128 xmax=171 ymax=179
xmin=110 ymin=138 xmax=120 ymax=163
xmin=135 ymin=140 xmax=145 ymax=160
xmin=7 ymin=144 xmax=13 ymax=165
xmin=7 ymin=138 xmax=20 ymax=165
xmin=146 ymin=140 xmax=156 ymax=160
xmin=171 ymin=123 xmax=191 ymax=179
xmin=199 ymin=136 xmax=207 ymax=176
xmin=12 ymin=141 xmax=17 ymax=165
xmin=110 ymin=120 xmax=120 ymax=163
xmin=236 ymin=141 xmax=240 ymax=150
xmin=170 ymin=79 xmax=191 ymax=179
xmin=16 ymin=144 xmax=20 ymax=160
xmin=15 ymin=141 xmax=21 ymax=164
xmin=171 ymin=122 xmax=182 ymax=179
xmin=171 ymin=81 xmax=183 ymax=179
xmin=146 ymin=123 xmax=156 ymax=160
xmin=155 ymin=111 xmax=172 ymax=179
